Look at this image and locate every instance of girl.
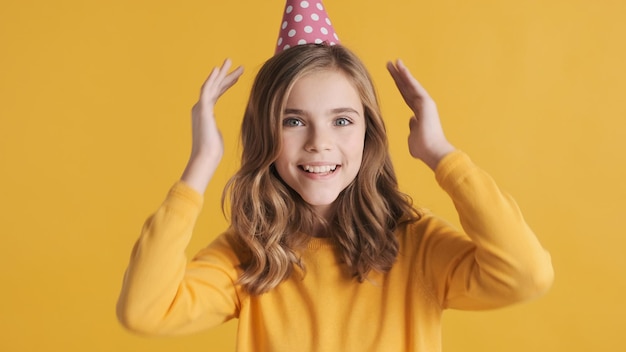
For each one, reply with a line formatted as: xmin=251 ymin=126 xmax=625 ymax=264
xmin=117 ymin=44 xmax=553 ymax=351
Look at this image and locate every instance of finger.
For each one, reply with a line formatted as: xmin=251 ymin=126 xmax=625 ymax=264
xmin=214 ymin=58 xmax=233 ymax=86
xmin=395 ymin=59 xmax=430 ymax=98
xmin=409 ymin=115 xmax=419 ymax=130
xmin=218 ymin=65 xmax=244 ymax=96
xmin=200 ymin=66 xmax=220 ymax=97
xmin=199 ymin=59 xmax=242 ymax=102
xmin=387 ymin=61 xmax=410 ymax=93
xmin=202 ymin=60 xmax=230 ymax=95
xmin=387 ymin=60 xmax=422 ymax=108
xmin=388 ymin=60 xmax=421 ymax=98
xmin=386 ymin=60 xmax=400 ymax=82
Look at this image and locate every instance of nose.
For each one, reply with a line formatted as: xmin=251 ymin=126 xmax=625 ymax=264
xmin=304 ymin=125 xmax=332 ymax=152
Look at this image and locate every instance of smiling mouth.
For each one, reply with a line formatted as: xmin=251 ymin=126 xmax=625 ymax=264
xmin=300 ymin=165 xmax=339 ymax=174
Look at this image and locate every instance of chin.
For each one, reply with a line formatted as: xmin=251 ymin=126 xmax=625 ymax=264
xmin=302 ymin=195 xmax=339 ymax=207
xmin=299 ymin=191 xmax=342 ymax=213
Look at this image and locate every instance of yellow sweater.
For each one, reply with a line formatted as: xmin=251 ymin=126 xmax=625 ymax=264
xmin=117 ymin=151 xmax=553 ymax=351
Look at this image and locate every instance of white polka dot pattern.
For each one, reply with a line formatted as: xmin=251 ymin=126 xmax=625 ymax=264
xmin=275 ymin=0 xmax=340 ymax=53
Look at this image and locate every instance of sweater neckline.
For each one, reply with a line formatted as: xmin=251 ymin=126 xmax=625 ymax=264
xmin=307 ymin=236 xmax=337 ymax=249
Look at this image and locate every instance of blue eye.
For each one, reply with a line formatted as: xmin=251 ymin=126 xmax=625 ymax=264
xmin=335 ymin=117 xmax=352 ymax=126
xmin=283 ymin=118 xmax=303 ymax=127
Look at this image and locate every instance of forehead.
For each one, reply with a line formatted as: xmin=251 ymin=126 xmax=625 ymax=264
xmin=286 ymin=69 xmax=362 ymax=108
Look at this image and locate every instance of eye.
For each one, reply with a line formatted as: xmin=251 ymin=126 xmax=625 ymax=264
xmin=334 ymin=117 xmax=352 ymax=126
xmin=283 ymin=117 xmax=304 ymax=127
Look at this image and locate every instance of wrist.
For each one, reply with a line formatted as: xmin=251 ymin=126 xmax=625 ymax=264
xmin=180 ymin=154 xmax=221 ymax=194
xmin=424 ymin=142 xmax=456 ymax=171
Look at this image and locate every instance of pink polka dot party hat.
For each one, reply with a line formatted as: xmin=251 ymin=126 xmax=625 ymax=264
xmin=275 ymin=0 xmax=340 ymax=53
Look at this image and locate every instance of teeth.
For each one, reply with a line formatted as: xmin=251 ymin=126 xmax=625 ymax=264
xmin=303 ymin=165 xmax=337 ymax=173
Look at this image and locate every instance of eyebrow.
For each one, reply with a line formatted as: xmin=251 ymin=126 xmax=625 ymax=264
xmin=283 ymin=107 xmax=361 ymax=116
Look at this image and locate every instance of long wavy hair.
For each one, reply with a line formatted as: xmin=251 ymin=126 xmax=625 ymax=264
xmin=224 ymin=44 xmax=420 ymax=295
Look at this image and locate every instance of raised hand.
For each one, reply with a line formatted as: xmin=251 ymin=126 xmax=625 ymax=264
xmin=181 ymin=59 xmax=244 ymax=194
xmin=386 ymin=59 xmax=455 ymax=171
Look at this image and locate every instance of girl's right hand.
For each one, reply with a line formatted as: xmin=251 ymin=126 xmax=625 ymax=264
xmin=181 ymin=59 xmax=244 ymax=194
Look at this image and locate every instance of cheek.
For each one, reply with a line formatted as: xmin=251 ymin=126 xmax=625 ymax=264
xmin=344 ymin=138 xmax=365 ymax=174
xmin=274 ymin=146 xmax=296 ymax=179
xmin=348 ymin=132 xmax=366 ymax=158
xmin=280 ymin=134 xmax=302 ymax=153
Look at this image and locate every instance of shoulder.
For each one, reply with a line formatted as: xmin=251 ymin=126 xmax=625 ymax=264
xmin=192 ymin=229 xmax=244 ymax=271
xmin=396 ymin=211 xmax=468 ymax=258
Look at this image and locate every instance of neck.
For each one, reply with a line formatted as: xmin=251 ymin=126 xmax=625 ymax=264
xmin=311 ymin=223 xmax=330 ymax=238
xmin=311 ymin=203 xmax=335 ymax=238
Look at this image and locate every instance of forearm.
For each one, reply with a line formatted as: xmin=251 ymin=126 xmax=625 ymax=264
xmin=117 ymin=182 xmax=203 ymax=333
xmin=436 ymin=151 xmax=554 ymax=307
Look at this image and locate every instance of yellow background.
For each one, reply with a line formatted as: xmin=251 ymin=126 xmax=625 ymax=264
xmin=1 ymin=0 xmax=625 ymax=350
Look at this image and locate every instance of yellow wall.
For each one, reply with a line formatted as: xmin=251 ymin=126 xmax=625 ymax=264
xmin=1 ymin=0 xmax=624 ymax=350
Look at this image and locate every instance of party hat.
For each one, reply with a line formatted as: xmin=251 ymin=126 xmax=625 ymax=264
xmin=275 ymin=0 xmax=340 ymax=53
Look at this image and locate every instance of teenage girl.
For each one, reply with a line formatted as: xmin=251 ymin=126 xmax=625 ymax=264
xmin=117 ymin=44 xmax=553 ymax=351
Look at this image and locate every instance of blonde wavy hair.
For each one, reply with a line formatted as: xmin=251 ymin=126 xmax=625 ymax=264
xmin=224 ymin=44 xmax=419 ymax=295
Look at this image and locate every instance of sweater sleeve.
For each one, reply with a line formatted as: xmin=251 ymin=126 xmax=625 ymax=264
xmin=417 ymin=151 xmax=554 ymax=310
xmin=116 ymin=182 xmax=242 ymax=335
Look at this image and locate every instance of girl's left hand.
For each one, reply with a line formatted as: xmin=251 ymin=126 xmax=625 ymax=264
xmin=387 ymin=59 xmax=456 ymax=170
